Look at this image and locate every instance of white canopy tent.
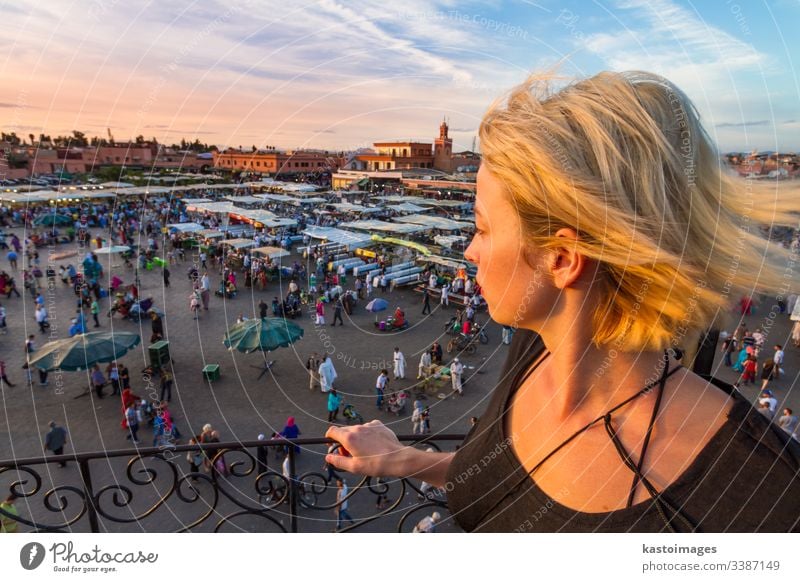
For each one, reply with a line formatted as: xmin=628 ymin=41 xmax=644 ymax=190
xmin=224 ymin=195 xmax=264 ymax=205
xmin=339 ymin=220 xmax=430 ymax=235
xmin=329 ymin=203 xmax=383 ymax=214
xmin=256 ymin=193 xmax=296 ymax=203
xmin=251 ymin=246 xmax=291 ymax=260
xmin=387 ymin=203 xmax=432 ymax=214
xmin=168 ymin=222 xmax=205 ymax=233
xmin=188 ymin=202 xmax=239 ymax=214
xmin=393 ymin=214 xmax=473 ymax=231
xmin=301 ymin=226 xmax=374 ymax=250
xmin=219 ymin=238 xmax=256 ymax=250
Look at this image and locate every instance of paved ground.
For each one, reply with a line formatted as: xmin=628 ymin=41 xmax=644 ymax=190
xmin=1 ymin=225 xmax=797 ymax=532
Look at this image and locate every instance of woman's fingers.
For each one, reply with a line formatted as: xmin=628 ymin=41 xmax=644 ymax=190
xmin=324 ymin=453 xmax=357 ymax=472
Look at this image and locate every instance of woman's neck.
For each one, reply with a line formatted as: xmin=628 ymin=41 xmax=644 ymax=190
xmin=530 ymin=326 xmax=673 ymax=424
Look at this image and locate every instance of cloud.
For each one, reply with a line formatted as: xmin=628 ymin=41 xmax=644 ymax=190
xmin=312 ymin=129 xmax=336 ymax=134
xmin=715 ymin=120 xmax=769 ymax=128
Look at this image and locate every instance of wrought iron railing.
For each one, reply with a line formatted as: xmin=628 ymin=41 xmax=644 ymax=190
xmin=0 ymin=435 xmax=465 ymax=533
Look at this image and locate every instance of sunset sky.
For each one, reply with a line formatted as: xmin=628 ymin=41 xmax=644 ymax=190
xmin=1 ymin=0 xmax=798 ymax=153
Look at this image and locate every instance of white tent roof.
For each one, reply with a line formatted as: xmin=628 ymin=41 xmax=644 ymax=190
xmin=339 ymin=220 xmax=430 ymax=234
xmin=189 ymin=202 xmax=239 ymax=214
xmin=168 ymin=222 xmax=205 ymax=233
xmin=256 ymin=193 xmax=296 ymax=203
xmin=252 ymin=246 xmax=291 ymax=259
xmin=373 ymin=195 xmax=426 ymax=203
xmin=301 ymin=226 xmax=374 ymax=250
xmin=434 ymin=235 xmax=467 ymax=248
xmin=219 ymin=238 xmax=256 ymax=249
xmin=329 ymin=203 xmax=383 ymax=214
xmin=224 ymin=195 xmax=264 ymax=204
xmin=393 ymin=214 xmax=473 ymax=231
xmin=99 ymin=181 xmax=135 ymax=188
xmin=180 ymin=198 xmax=213 ymax=204
xmin=417 ymin=199 xmax=473 ymax=208
xmin=387 ymin=203 xmax=431 ymax=213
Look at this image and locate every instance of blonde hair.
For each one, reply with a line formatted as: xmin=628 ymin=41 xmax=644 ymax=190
xmin=480 ymin=71 xmax=799 ymax=352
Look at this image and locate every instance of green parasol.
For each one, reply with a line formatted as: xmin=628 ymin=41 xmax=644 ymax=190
xmin=27 ymin=331 xmax=141 ymax=371
xmin=223 ymin=317 xmax=304 ymax=354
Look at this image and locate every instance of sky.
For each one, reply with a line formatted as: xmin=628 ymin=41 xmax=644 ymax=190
xmin=1 ymin=0 xmax=798 ymax=153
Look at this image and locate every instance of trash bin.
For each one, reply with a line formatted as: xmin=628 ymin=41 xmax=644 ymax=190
xmin=148 ymin=340 xmax=170 ymax=368
xmin=202 ymin=364 xmax=220 ymax=381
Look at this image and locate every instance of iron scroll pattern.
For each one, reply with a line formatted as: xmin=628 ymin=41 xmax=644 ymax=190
xmin=0 ymin=435 xmax=464 ymax=533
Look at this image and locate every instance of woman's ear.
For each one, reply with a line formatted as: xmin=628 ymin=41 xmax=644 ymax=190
xmin=548 ymin=228 xmax=585 ymax=289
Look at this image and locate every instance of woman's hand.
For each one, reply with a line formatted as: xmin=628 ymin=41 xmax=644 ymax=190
xmin=324 ymin=420 xmax=411 ymax=478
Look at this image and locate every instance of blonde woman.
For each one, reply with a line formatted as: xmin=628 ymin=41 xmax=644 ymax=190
xmin=326 ymin=71 xmax=800 ymax=532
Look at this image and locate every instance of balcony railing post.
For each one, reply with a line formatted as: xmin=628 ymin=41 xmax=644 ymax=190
xmin=288 ymin=444 xmax=298 ymax=533
xmin=78 ymin=457 xmax=100 ymax=533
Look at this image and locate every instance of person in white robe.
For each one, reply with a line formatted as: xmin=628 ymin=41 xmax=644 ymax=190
xmin=418 ymin=350 xmax=432 ymax=379
xmin=318 ymin=355 xmax=337 ymax=393
xmin=393 ymin=347 xmax=406 ymax=379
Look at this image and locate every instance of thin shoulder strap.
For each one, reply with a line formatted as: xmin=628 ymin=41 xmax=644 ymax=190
xmin=625 ymin=352 xmax=670 ymax=507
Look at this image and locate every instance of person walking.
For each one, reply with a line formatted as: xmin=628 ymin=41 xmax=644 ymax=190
xmin=318 ymin=354 xmax=337 ymax=393
xmin=430 ymin=341 xmax=443 ymax=365
xmin=0 ymin=301 xmax=7 ymax=334
xmin=420 ymin=405 xmax=431 ymax=434
xmin=376 ymin=369 xmax=389 ymax=409
xmin=412 ymin=400 xmax=424 ymax=435
xmin=25 ymin=334 xmax=48 ymax=387
xmin=417 ymin=350 xmax=432 ymax=379
xmin=35 ymin=304 xmax=49 ymax=334
xmin=760 ymin=359 xmax=777 ymax=391
xmin=163 ymin=266 xmax=171 ymax=288
xmin=307 ymin=353 xmax=321 ymax=390
xmin=422 ymin=286 xmax=432 ymax=315
xmin=773 ymin=344 xmax=785 ymax=380
xmin=327 ymin=389 xmax=342 ymax=423
xmin=150 ymin=311 xmax=164 ymax=343
xmin=331 ymin=295 xmax=344 ymax=326
xmin=186 ymin=438 xmax=203 ymax=480
xmin=125 ymin=402 xmax=140 ymax=443
xmin=200 ymin=272 xmax=210 ymax=310
xmin=90 ymin=298 xmax=100 ymax=327
xmin=91 ymin=364 xmax=106 ymax=398
xmin=315 ymin=298 xmax=325 ymax=325
xmin=160 ymin=369 xmax=173 ymax=402
xmin=440 ymin=282 xmax=450 ymax=309
xmin=450 ymin=357 xmax=464 ymax=396
xmin=392 ymin=347 xmax=406 ymax=380
xmin=0 ymin=359 xmax=15 ymax=387
xmin=777 ymin=408 xmax=799 ymax=437
xmin=7 ymin=249 xmax=17 ymax=270
xmin=189 ymin=288 xmax=201 ymax=319
xmin=44 ymin=421 xmax=68 ymax=467
xmin=335 ymin=478 xmax=354 ymax=531
xmin=106 ymin=361 xmax=121 ymax=395
xmin=721 ymin=333 xmax=737 ymax=367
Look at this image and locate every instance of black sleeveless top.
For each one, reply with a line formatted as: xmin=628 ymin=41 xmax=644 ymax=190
xmin=445 ymin=330 xmax=800 ymax=532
